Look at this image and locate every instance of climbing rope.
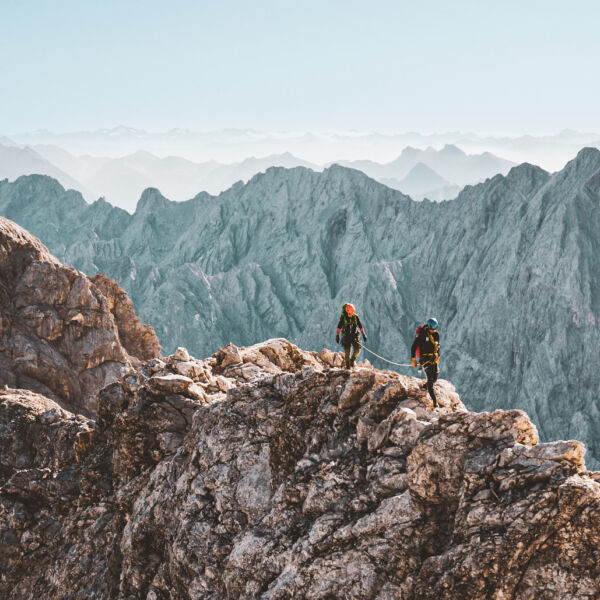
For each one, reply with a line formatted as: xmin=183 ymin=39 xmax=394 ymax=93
xmin=360 ymin=344 xmax=415 ymax=369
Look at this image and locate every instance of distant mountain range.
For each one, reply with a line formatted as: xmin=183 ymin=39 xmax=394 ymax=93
xmin=32 ymin=146 xmax=317 ymax=211
xmin=1 ymin=141 xmax=513 ymax=210
xmin=330 ymin=144 xmax=514 ymax=200
xmin=8 ymin=127 xmax=600 ymax=170
xmin=381 ymin=163 xmax=461 ymax=201
xmin=2 ymin=147 xmax=600 ymax=467
xmin=0 ymin=143 xmax=93 ymax=197
xmin=0 ymin=142 xmax=319 ymax=211
xmin=331 ymin=144 xmax=516 ymax=186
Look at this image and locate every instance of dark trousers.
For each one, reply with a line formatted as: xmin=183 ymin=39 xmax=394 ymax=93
xmin=424 ymin=364 xmax=439 ymax=406
xmin=343 ymin=339 xmax=361 ymax=368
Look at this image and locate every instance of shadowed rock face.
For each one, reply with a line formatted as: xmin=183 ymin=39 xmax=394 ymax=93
xmin=1 ymin=337 xmax=598 ymax=599
xmin=90 ymin=272 xmax=162 ymax=362
xmin=0 ymin=217 xmax=160 ymax=414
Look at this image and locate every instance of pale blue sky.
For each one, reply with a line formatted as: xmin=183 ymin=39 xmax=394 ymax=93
xmin=1 ymin=0 xmax=598 ymax=134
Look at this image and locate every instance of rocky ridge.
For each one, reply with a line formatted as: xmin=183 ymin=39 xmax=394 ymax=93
xmin=1 ymin=335 xmax=599 ymax=599
xmin=0 ymin=217 xmax=161 ymax=415
xmin=2 ymin=149 xmax=600 ymax=466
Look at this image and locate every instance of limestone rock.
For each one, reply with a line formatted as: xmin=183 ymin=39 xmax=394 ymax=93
xmin=149 ymin=373 xmax=193 ymax=394
xmin=186 ymin=382 xmax=208 ymax=403
xmin=216 ymin=342 xmax=242 ymax=368
xmin=173 ymin=359 xmax=205 ymax=380
xmin=90 ymin=273 xmax=161 ymax=362
xmin=172 ymin=346 xmax=190 ymax=362
xmin=147 ymin=357 xmax=166 ymax=373
xmin=0 ymin=388 xmax=93 ymax=482
xmin=1 ymin=338 xmax=600 ymax=599
xmin=0 ymin=217 xmax=159 ymax=415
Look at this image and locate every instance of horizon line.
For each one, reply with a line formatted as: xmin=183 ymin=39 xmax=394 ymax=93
xmin=6 ymin=126 xmax=600 ymax=139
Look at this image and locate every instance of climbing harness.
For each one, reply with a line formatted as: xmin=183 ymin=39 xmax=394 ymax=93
xmin=418 ymin=329 xmax=440 ymax=367
xmin=340 ymin=313 xmax=360 ymax=335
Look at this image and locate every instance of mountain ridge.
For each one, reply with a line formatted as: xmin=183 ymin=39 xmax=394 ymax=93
xmin=1 ymin=328 xmax=599 ymax=598
xmin=4 ymin=140 xmax=517 ymax=210
xmin=1 ymin=148 xmax=600 ymax=465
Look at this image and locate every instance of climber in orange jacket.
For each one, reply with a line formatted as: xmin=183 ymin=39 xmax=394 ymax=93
xmin=336 ymin=303 xmax=367 ymax=369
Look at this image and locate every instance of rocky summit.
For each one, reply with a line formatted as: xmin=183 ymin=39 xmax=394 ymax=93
xmin=1 ymin=333 xmax=599 ymax=599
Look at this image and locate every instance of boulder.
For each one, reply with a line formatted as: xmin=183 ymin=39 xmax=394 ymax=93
xmin=173 ymin=360 xmax=206 ymax=380
xmin=171 ymin=347 xmax=190 ymax=362
xmin=149 ymin=373 xmax=193 ymax=394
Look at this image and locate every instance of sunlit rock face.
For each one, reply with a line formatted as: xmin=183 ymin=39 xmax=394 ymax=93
xmin=0 ymin=216 xmax=160 ymax=415
xmin=1 ymin=148 xmax=600 ymax=465
xmin=1 ymin=336 xmax=599 ymax=599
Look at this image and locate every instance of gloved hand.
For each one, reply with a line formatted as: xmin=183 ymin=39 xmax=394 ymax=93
xmin=362 ymin=332 xmax=367 ymax=342
xmin=411 ymin=357 xmax=417 ymax=368
xmin=336 ymin=333 xmax=340 ymax=344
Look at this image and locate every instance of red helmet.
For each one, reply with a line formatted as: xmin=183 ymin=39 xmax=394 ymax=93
xmin=345 ymin=303 xmax=355 ymax=316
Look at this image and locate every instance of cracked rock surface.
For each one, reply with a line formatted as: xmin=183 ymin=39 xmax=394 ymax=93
xmin=1 ymin=337 xmax=599 ymax=599
xmin=0 ymin=217 xmax=161 ymax=415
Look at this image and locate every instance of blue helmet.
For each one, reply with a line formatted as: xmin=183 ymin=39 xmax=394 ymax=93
xmin=427 ymin=317 xmax=438 ymax=330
